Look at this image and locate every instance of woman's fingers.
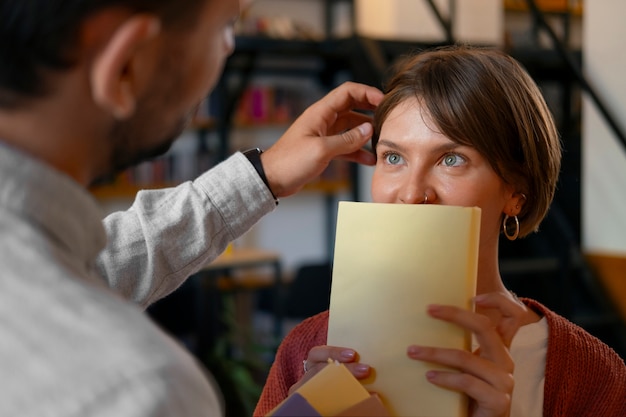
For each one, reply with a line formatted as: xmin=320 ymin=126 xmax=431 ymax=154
xmin=473 ymin=292 xmax=527 ymax=347
xmin=426 ymin=304 xmax=514 ymax=370
xmin=409 ymin=301 xmax=518 ymax=417
xmin=305 ymin=346 xmax=357 ymax=366
xmin=407 ymin=345 xmax=514 ymax=394
xmin=425 ymin=369 xmax=512 ymax=417
xmin=289 ymin=346 xmax=371 ymax=395
xmin=407 ymin=342 xmax=514 ymax=417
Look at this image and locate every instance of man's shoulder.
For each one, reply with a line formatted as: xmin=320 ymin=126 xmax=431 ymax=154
xmin=0 ymin=272 xmax=215 ymax=415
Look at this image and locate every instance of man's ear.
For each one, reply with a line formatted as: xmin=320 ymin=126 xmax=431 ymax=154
xmin=89 ymin=14 xmax=161 ymax=119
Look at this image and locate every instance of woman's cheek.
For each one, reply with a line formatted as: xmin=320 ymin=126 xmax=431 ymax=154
xmin=371 ymin=175 xmax=394 ymax=204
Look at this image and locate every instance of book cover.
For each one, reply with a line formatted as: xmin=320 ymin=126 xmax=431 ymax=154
xmin=267 ymin=360 xmax=373 ymax=416
xmin=327 ymin=202 xmax=481 ymax=417
xmin=270 ymin=393 xmax=320 ymax=416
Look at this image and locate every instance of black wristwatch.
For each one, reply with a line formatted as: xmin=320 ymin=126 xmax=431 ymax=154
xmin=243 ymin=148 xmax=278 ymax=204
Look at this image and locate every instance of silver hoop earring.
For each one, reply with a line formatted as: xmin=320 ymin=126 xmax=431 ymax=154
xmin=503 ymin=214 xmax=520 ymax=241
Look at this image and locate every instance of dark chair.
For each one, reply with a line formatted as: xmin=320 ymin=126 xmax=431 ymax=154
xmin=283 ymin=261 xmax=333 ymax=319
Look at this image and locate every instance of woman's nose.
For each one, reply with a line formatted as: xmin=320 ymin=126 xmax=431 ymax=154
xmin=399 ymin=191 xmax=429 ymax=204
xmin=397 ymin=177 xmax=430 ymax=204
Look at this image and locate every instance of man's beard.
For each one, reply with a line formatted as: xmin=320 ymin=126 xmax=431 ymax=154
xmin=90 ymin=111 xmax=192 ymax=186
xmin=88 ymin=47 xmax=200 ymax=187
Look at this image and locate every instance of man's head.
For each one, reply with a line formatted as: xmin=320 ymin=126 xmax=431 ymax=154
xmin=0 ymin=0 xmax=209 ymax=107
xmin=0 ymin=0 xmax=240 ymax=184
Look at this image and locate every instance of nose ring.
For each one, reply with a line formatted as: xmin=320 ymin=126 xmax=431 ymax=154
xmin=423 ymin=193 xmax=428 ymax=204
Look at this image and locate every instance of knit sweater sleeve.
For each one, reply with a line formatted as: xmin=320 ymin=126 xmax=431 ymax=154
xmin=253 ymin=311 xmax=330 ymax=416
xmin=525 ymin=299 xmax=626 ymax=417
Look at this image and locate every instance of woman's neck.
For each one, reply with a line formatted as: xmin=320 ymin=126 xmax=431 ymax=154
xmin=475 ymin=239 xmax=541 ymax=326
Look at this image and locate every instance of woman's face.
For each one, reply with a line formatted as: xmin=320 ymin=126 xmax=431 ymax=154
xmin=371 ymin=98 xmax=518 ymax=247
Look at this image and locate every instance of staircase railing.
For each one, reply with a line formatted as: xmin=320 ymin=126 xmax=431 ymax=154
xmin=524 ymin=0 xmax=626 ymax=155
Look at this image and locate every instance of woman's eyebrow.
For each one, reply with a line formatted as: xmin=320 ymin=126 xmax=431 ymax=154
xmin=376 ymin=139 xmax=406 ymax=152
xmin=377 ymin=138 xmax=464 ymax=155
xmin=431 ymin=142 xmax=463 ymax=154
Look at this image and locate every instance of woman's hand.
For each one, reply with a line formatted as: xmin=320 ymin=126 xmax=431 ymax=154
xmin=288 ymin=345 xmax=371 ymax=395
xmin=407 ymin=292 xmax=528 ymax=417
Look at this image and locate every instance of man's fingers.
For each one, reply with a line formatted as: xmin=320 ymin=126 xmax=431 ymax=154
xmin=344 ymin=122 xmax=372 ymax=145
xmin=337 ymin=148 xmax=377 ymax=166
xmin=307 ymin=122 xmax=375 ymax=167
xmin=327 ymin=110 xmax=375 ymax=136
xmin=318 ymin=82 xmax=384 ymax=115
xmin=262 ymin=82 xmax=381 ymax=198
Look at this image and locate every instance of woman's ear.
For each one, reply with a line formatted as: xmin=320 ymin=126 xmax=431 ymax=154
xmin=89 ymin=14 xmax=161 ymax=119
xmin=507 ymin=192 xmax=528 ymax=216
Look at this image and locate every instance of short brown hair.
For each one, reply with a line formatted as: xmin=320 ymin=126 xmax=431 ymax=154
xmin=373 ymin=45 xmax=561 ymax=237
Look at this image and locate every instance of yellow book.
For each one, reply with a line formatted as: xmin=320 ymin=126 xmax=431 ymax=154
xmin=296 ymin=360 xmax=371 ymax=416
xmin=267 ymin=360 xmax=372 ymax=416
xmin=327 ymin=202 xmax=480 ymax=417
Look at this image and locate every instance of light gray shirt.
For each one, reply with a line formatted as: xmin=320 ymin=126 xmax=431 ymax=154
xmin=0 ymin=143 xmax=276 ymax=416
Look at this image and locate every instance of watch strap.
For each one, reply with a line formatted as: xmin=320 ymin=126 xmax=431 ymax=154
xmin=243 ymin=148 xmax=278 ymax=204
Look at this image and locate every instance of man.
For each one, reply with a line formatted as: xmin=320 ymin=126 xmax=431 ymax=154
xmin=0 ymin=0 xmax=382 ymax=415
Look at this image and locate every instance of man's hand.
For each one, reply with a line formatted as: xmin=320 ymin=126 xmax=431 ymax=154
xmin=261 ymin=82 xmax=383 ymax=198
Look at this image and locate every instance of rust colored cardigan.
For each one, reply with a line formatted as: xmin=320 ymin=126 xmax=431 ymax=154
xmin=254 ymin=299 xmax=626 ymax=417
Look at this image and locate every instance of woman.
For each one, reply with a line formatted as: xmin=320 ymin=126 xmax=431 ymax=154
xmin=254 ymin=46 xmax=626 ymax=417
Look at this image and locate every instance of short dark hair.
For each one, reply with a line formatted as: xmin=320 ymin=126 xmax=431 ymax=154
xmin=373 ymin=45 xmax=562 ymax=237
xmin=0 ymin=0 xmax=206 ymax=107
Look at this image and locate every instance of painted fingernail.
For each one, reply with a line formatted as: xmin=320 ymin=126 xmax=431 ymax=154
xmin=340 ymin=349 xmax=356 ymax=360
xmin=407 ymin=346 xmax=421 ymax=357
xmin=427 ymin=304 xmax=442 ymax=315
xmin=355 ymin=364 xmax=370 ymax=373
xmin=474 ymin=294 xmax=487 ymax=302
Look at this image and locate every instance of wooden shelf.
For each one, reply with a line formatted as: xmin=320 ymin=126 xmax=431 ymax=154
xmin=586 ymin=253 xmax=626 ymax=322
xmin=191 ymin=117 xmax=217 ymax=130
xmin=504 ymin=0 xmax=583 ymax=16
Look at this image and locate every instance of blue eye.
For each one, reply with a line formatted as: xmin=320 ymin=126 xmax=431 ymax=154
xmin=442 ymin=153 xmax=465 ymax=167
xmin=385 ymin=152 xmax=403 ymax=165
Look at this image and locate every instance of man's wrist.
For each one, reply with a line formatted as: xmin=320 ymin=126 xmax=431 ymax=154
xmin=242 ymin=148 xmax=278 ymax=205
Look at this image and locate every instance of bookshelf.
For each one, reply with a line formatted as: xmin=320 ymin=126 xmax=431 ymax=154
xmin=504 ymin=0 xmax=583 ymax=16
